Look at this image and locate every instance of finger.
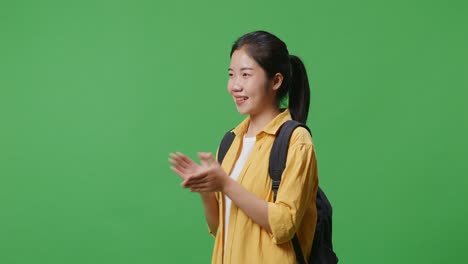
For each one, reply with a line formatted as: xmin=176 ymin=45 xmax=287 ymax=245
xmin=182 ymin=174 xmax=208 ymax=187
xmin=176 ymin=152 xmax=195 ymax=167
xmin=199 ymin=152 xmax=214 ymax=166
xmin=171 ymin=152 xmax=192 ymax=168
xmin=189 ymin=183 xmax=210 ymax=192
xmin=205 ymin=153 xmax=217 ymax=165
xmin=198 ymin=152 xmax=211 ymax=159
xmin=198 ymin=152 xmax=209 ymax=167
xmin=168 ymin=157 xmax=183 ymax=167
xmin=169 ymin=157 xmax=189 ymax=173
xmin=169 ymin=153 xmax=183 ymax=166
xmin=170 ymin=153 xmax=190 ymax=169
xmin=183 ymin=177 xmax=206 ymax=187
xmin=183 ymin=177 xmax=207 ymax=187
xmin=170 ymin=166 xmax=187 ymax=180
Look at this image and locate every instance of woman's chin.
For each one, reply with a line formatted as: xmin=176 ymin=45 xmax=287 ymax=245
xmin=236 ymin=108 xmax=250 ymax=115
xmin=234 ymin=104 xmax=243 ymax=113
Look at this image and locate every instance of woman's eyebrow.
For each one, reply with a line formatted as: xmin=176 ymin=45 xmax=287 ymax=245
xmin=228 ymin=67 xmax=254 ymax=71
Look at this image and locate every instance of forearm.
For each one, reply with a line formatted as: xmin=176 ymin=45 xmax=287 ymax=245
xmin=223 ymin=178 xmax=272 ymax=233
xmin=200 ymin=192 xmax=219 ymax=235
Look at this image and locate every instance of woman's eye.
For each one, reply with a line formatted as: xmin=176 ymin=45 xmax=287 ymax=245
xmin=243 ymin=73 xmax=250 ymax=77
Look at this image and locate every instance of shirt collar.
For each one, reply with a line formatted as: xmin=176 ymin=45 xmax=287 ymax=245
xmin=232 ymin=109 xmax=292 ymax=137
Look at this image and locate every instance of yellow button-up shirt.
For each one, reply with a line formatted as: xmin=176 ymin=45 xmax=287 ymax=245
xmin=211 ymin=109 xmax=318 ymax=264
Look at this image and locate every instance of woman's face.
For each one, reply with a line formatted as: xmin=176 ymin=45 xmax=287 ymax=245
xmin=228 ymin=47 xmax=277 ymax=116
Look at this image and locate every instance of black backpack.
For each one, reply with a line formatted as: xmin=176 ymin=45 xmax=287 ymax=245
xmin=217 ymin=120 xmax=338 ymax=264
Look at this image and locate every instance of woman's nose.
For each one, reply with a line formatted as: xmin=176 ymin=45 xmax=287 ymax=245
xmin=231 ymin=77 xmax=242 ymax=92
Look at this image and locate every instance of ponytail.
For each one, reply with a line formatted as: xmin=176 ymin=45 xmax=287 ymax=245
xmin=288 ymin=55 xmax=310 ymax=124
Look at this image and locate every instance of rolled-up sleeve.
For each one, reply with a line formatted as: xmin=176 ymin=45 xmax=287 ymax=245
xmin=267 ymin=129 xmax=317 ymax=244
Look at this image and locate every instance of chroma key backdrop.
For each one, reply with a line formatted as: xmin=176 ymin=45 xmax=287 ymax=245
xmin=1 ymin=0 xmax=467 ymax=263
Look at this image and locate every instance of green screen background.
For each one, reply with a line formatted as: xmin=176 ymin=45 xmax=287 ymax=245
xmin=1 ymin=0 xmax=467 ymax=263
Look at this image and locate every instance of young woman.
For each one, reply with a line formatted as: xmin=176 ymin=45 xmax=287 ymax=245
xmin=169 ymin=30 xmax=318 ymax=264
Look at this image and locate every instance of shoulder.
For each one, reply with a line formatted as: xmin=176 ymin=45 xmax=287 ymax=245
xmin=289 ymin=126 xmax=313 ymax=147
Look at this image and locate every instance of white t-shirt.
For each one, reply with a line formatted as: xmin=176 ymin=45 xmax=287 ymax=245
xmin=224 ymin=135 xmax=256 ymax=247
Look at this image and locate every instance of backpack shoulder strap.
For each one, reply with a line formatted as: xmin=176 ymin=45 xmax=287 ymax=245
xmin=269 ymin=120 xmax=311 ymax=199
xmin=217 ymin=130 xmax=235 ymax=164
xmin=269 ymin=119 xmax=311 ymax=264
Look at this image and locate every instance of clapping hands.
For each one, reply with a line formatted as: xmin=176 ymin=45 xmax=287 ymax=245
xmin=169 ymin=152 xmax=229 ymax=193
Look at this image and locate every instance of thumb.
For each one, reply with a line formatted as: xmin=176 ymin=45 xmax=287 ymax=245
xmin=205 ymin=153 xmax=216 ymax=165
xmin=200 ymin=152 xmax=217 ymax=166
xmin=198 ymin=152 xmax=208 ymax=167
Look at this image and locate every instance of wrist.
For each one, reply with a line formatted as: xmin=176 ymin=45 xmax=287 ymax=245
xmin=222 ymin=177 xmax=234 ymax=195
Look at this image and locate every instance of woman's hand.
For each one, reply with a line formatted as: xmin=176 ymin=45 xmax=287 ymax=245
xmin=169 ymin=152 xmax=221 ymax=234
xmin=169 ymin=152 xmax=204 ymax=181
xmin=169 ymin=151 xmax=270 ymax=232
xmin=169 ymin=152 xmax=230 ymax=192
xmin=183 ymin=152 xmax=231 ymax=193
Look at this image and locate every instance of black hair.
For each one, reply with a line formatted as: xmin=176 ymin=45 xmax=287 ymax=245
xmin=230 ymin=30 xmax=311 ymax=124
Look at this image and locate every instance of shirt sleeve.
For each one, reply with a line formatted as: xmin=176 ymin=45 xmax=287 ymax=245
xmin=267 ymin=128 xmax=318 ymax=244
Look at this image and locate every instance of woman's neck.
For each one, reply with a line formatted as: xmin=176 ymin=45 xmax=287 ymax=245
xmin=245 ymin=107 xmax=281 ymax=137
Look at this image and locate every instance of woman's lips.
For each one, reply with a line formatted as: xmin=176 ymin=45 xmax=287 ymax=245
xmin=235 ymin=96 xmax=248 ymax=106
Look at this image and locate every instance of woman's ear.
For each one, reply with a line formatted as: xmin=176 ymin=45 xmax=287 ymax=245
xmin=272 ymin=73 xmax=284 ymax=91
